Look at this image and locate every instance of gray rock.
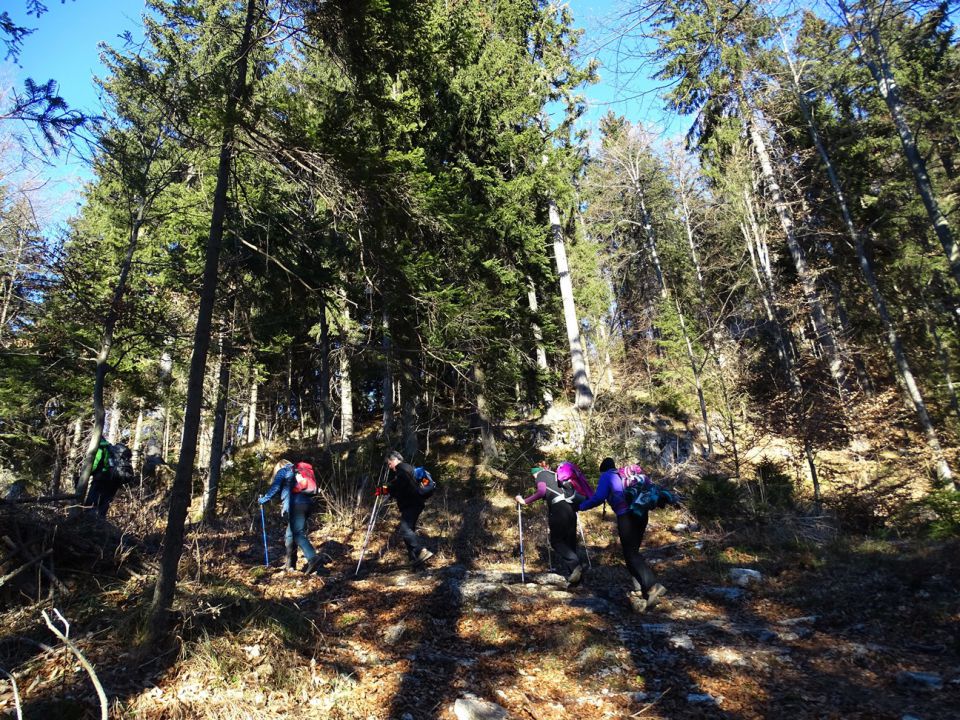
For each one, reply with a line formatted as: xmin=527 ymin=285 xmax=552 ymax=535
xmin=778 ymin=615 xmax=818 ymax=626
xmin=400 ymin=714 xmax=415 ymax=720
xmin=729 ymin=568 xmax=763 ymax=587
xmin=453 ymin=694 xmax=509 ymax=720
xmin=896 ymin=671 xmax=942 ymax=691
xmin=703 ymin=586 xmax=745 ymax=602
xmin=668 ymin=634 xmax=694 ymax=650
xmin=382 ymin=621 xmax=407 ymax=645
xmin=570 ymin=596 xmax=616 ymax=614
xmin=686 ymin=692 xmax=721 ymax=706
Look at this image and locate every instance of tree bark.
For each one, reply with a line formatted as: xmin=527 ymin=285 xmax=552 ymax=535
xmin=472 ymin=364 xmax=498 ymax=461
xmin=131 ymin=399 xmax=145 ymax=472
xmin=149 ymin=0 xmax=259 ymax=640
xmin=339 ymin=291 xmax=354 ymax=440
xmin=246 ymin=364 xmax=258 ymax=444
xmin=526 ymin=276 xmax=553 ymax=406
xmin=381 ymin=305 xmax=394 ymax=436
xmin=203 ymin=330 xmax=231 ymax=523
xmin=548 ymin=199 xmax=593 ymax=410
xmin=318 ymin=294 xmax=333 ymax=448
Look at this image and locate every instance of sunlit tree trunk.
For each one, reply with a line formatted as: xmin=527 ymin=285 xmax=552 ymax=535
xmin=203 ymin=329 xmax=231 ymax=522
xmin=526 ymin=276 xmax=553 ymax=406
xmin=549 ymin=199 xmax=593 ymax=410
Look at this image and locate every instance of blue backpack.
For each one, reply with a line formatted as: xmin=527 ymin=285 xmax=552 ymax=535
xmin=621 ymin=468 xmax=679 ymax=515
xmin=413 ymin=467 xmax=436 ymax=497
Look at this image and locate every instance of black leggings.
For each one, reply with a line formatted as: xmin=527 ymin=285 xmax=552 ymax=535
xmin=397 ymin=501 xmax=426 ymax=560
xmin=548 ymin=507 xmax=580 ymax=578
xmin=617 ymin=511 xmax=657 ymax=596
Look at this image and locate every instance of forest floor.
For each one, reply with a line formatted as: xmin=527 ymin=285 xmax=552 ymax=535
xmin=1 ymin=468 xmax=959 ymax=720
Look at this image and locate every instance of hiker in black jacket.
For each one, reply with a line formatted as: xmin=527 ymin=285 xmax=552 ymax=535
xmin=384 ymin=451 xmax=433 ymax=566
xmin=515 ymin=465 xmax=583 ymax=586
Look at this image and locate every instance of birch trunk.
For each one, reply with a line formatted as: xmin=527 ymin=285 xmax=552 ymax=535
xmin=549 ymin=199 xmax=593 ymax=410
xmin=339 ymin=294 xmax=354 ymax=440
xmin=382 ymin=305 xmax=394 ymax=436
xmin=318 ymin=295 xmax=333 ymax=448
xmin=526 ymin=276 xmax=553 ymax=405
xmin=839 ymin=0 xmax=960 ymax=291
xmin=203 ymin=331 xmax=231 ymax=522
xmin=131 ymin=399 xmax=145 ymax=472
xmin=246 ymin=367 xmax=258 ymax=444
xmin=150 ymin=0 xmax=258 ymax=639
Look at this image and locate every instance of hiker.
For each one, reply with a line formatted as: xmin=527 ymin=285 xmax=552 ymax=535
xmin=383 ymin=450 xmax=434 ymax=566
xmin=579 ymin=457 xmax=666 ymax=612
xmin=515 ymin=464 xmax=583 ymax=586
xmin=83 ymin=437 xmax=123 ymax=518
xmin=259 ymin=459 xmax=321 ymax=574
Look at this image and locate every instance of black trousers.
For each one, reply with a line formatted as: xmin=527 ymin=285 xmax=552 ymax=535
xmin=617 ymin=511 xmax=657 ymax=596
xmin=397 ymin=500 xmax=426 ymax=560
xmin=85 ymin=471 xmax=119 ymax=518
xmin=547 ymin=504 xmax=580 ymax=578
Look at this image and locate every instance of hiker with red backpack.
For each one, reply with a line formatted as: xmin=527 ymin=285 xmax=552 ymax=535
xmin=382 ymin=450 xmax=434 ymax=567
xmin=514 ymin=462 xmax=587 ymax=587
xmin=258 ymin=458 xmax=321 ymax=574
xmin=579 ymin=457 xmax=666 ymax=613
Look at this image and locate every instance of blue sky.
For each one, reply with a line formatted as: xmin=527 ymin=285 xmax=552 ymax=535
xmin=2 ymin=0 xmax=680 ymax=225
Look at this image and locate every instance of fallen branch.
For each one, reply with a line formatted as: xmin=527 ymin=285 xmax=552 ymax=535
xmin=41 ymin=609 xmax=108 ymax=720
xmin=2 ymin=537 xmax=68 ymax=594
xmin=0 ymin=667 xmax=23 ymax=720
xmin=4 ymin=494 xmax=79 ymax=504
xmin=0 ymin=548 xmax=53 ymax=588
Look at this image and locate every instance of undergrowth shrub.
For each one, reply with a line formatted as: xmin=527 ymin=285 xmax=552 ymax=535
xmin=746 ymin=459 xmax=795 ymax=511
xmin=690 ymin=473 xmax=742 ymax=522
xmin=918 ymin=489 xmax=960 ymax=538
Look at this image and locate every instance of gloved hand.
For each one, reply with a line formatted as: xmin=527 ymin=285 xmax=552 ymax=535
xmin=258 ymin=495 xmax=268 ymax=504
xmin=515 ymin=494 xmax=525 ymax=505
xmin=374 ymin=486 xmax=389 ymax=497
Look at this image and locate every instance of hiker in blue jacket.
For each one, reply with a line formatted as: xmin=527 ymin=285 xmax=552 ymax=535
xmin=259 ymin=459 xmax=320 ymax=574
xmin=580 ymin=457 xmax=666 ymax=612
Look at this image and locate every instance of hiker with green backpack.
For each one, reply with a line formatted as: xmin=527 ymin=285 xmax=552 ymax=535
xmin=259 ymin=458 xmax=321 ymax=574
xmin=515 ymin=463 xmax=585 ymax=587
xmin=579 ymin=457 xmax=667 ymax=613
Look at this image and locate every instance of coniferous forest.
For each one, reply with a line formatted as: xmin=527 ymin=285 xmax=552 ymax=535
xmin=1 ymin=1 xmax=959 ymax=718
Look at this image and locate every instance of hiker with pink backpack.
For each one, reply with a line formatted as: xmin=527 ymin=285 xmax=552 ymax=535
xmin=515 ymin=461 xmax=592 ymax=587
xmin=579 ymin=457 xmax=667 ymax=613
xmin=259 ymin=458 xmax=321 ymax=574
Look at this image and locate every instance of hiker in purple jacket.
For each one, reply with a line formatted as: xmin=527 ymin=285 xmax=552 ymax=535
xmin=515 ymin=465 xmax=583 ymax=586
xmin=579 ymin=457 xmax=666 ymax=612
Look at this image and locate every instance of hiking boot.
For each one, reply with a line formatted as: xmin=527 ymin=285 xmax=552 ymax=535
xmin=646 ymin=583 xmax=667 ymax=609
xmin=412 ymin=548 xmax=434 ymax=566
xmin=567 ymin=564 xmax=583 ymax=586
xmin=303 ymin=556 xmax=322 ymax=575
xmin=629 ymin=591 xmax=648 ymax=613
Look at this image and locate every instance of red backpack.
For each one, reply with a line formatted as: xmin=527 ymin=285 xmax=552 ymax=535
xmin=291 ymin=462 xmax=317 ymax=495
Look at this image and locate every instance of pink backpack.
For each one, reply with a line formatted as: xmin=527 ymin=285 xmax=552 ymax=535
xmin=618 ymin=464 xmax=652 ymax=489
xmin=556 ymin=462 xmax=594 ymax=499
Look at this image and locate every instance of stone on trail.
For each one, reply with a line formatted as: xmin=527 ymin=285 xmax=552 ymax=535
xmin=703 ymin=586 xmax=745 ymax=602
xmin=382 ymin=621 xmax=406 ymax=645
xmin=668 ymin=634 xmax=695 ymax=650
xmin=895 ymin=671 xmax=943 ymax=691
xmin=453 ymin=694 xmax=509 ymax=720
xmin=687 ymin=692 xmax=722 ymax=706
xmin=729 ymin=568 xmax=763 ymax=587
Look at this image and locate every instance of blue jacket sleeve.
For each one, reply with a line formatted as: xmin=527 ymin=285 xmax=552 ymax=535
xmin=579 ymin=473 xmax=611 ymax=512
xmin=262 ymin=465 xmax=292 ymax=502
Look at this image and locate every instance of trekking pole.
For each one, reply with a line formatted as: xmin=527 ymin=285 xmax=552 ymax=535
xmin=355 ymin=492 xmax=383 ymax=575
xmin=517 ymin=502 xmax=525 ymax=583
xmin=259 ymin=504 xmax=270 ymax=567
xmin=578 ymin=519 xmax=591 ymax=568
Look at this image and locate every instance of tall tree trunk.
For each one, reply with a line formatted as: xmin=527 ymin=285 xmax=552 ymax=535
xmin=246 ymin=365 xmax=258 ymax=444
xmin=339 ymin=292 xmax=354 ymax=440
xmin=318 ymin=294 xmax=333 ymax=448
xmin=748 ymin=113 xmax=850 ymax=395
xmin=131 ymin=399 xmax=145 ymax=472
xmin=76 ymin=218 xmax=144 ymax=500
xmin=203 ymin=331 xmax=231 ymax=523
xmin=548 ymin=199 xmax=593 ymax=410
xmin=784 ymin=46 xmax=956 ymax=485
xmin=381 ymin=305 xmax=394 ymax=436
xmin=839 ymin=0 xmax=960 ymax=291
xmin=0 ymin=225 xmax=27 ymax=346
xmin=401 ymin=353 xmax=419 ymax=460
xmin=149 ymin=0 xmax=258 ymax=640
xmin=473 ymin=364 xmax=498 ymax=461
xmin=526 ymin=276 xmax=553 ymax=406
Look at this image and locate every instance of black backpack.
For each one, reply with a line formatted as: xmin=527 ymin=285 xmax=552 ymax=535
xmin=108 ymin=443 xmax=136 ymax=485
